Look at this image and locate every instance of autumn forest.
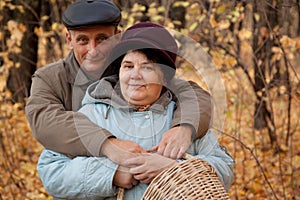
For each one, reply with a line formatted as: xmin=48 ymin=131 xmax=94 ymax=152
xmin=0 ymin=0 xmax=300 ymax=199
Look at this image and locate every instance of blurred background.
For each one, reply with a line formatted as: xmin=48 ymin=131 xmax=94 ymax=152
xmin=0 ymin=0 xmax=299 ymax=199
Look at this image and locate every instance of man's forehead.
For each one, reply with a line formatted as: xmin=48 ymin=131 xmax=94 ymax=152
xmin=72 ymin=24 xmax=116 ymax=31
xmin=70 ymin=25 xmax=116 ymax=35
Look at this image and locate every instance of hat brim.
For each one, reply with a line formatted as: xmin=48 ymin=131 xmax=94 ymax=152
xmin=62 ymin=0 xmax=121 ymax=29
xmin=108 ymin=38 xmax=176 ymax=69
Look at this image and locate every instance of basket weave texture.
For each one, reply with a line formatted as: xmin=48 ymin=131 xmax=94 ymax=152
xmin=141 ymin=157 xmax=230 ymax=200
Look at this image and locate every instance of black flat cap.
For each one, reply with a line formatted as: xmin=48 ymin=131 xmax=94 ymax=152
xmin=62 ymin=0 xmax=121 ymax=29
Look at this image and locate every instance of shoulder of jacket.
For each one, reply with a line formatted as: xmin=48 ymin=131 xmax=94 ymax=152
xmin=34 ymin=59 xmax=65 ymax=76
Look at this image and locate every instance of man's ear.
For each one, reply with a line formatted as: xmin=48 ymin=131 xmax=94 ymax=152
xmin=115 ymin=29 xmax=122 ymax=42
xmin=65 ymin=30 xmax=73 ymax=50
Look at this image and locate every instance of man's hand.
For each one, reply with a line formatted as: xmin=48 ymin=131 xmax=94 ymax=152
xmin=101 ymin=138 xmax=147 ymax=164
xmin=123 ymin=153 xmax=178 ymax=184
xmin=151 ymin=125 xmax=193 ymax=159
xmin=113 ymin=166 xmax=138 ymax=189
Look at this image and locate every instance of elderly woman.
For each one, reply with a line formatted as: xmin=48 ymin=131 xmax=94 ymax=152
xmin=37 ymin=22 xmax=234 ymax=200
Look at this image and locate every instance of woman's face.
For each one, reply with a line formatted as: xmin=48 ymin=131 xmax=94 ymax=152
xmin=119 ymin=51 xmax=165 ymax=106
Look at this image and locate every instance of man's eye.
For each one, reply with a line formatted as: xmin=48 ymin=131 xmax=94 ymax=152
xmin=97 ymin=37 xmax=108 ymax=43
xmin=77 ymin=38 xmax=88 ymax=44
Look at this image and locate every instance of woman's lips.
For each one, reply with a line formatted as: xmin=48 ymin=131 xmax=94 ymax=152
xmin=128 ymin=84 xmax=145 ymax=89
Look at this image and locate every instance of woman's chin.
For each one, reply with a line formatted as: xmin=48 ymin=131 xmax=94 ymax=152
xmin=127 ymin=98 xmax=147 ymax=106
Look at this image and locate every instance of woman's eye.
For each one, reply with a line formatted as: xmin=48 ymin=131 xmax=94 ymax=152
xmin=122 ymin=65 xmax=133 ymax=69
xmin=142 ymin=66 xmax=154 ymax=71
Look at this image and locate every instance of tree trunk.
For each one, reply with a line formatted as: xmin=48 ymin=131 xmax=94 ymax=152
xmin=6 ymin=0 xmax=41 ymax=103
xmin=252 ymin=0 xmax=277 ymax=144
xmin=169 ymin=2 xmax=186 ymax=29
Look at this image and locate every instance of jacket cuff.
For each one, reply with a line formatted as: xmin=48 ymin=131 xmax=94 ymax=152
xmin=170 ymin=123 xmax=197 ymax=140
xmin=98 ymin=134 xmax=116 ymax=157
xmin=85 ymin=158 xmax=119 ymax=198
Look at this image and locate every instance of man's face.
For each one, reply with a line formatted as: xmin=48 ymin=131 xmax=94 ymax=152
xmin=66 ymin=25 xmax=117 ymax=75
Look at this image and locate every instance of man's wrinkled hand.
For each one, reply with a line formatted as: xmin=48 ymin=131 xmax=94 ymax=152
xmin=151 ymin=125 xmax=193 ymax=159
xmin=101 ymin=138 xmax=147 ymax=164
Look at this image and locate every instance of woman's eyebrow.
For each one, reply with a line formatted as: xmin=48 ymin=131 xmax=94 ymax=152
xmin=121 ymin=60 xmax=132 ymax=64
xmin=121 ymin=59 xmax=153 ymax=65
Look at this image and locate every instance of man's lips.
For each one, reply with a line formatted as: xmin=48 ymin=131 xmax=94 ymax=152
xmin=84 ymin=56 xmax=105 ymax=63
xmin=84 ymin=51 xmax=106 ymax=62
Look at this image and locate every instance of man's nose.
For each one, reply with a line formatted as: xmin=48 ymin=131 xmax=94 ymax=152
xmin=87 ymin=41 xmax=98 ymax=55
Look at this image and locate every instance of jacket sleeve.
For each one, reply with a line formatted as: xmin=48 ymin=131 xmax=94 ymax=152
xmin=25 ymin=69 xmax=114 ymax=157
xmin=170 ymin=78 xmax=213 ymax=140
xmin=189 ymin=131 xmax=234 ymax=191
xmin=37 ymin=149 xmax=118 ymax=199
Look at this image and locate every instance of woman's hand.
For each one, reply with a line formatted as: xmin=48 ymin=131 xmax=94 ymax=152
xmin=113 ymin=166 xmax=138 ymax=189
xmin=101 ymin=138 xmax=147 ymax=164
xmin=122 ymin=153 xmax=178 ymax=184
xmin=151 ymin=125 xmax=193 ymax=159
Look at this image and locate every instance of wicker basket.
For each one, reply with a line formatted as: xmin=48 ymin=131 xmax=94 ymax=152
xmin=118 ymin=154 xmax=229 ymax=200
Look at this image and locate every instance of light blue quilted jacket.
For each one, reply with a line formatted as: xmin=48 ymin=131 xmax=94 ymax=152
xmin=37 ymin=77 xmax=234 ymax=199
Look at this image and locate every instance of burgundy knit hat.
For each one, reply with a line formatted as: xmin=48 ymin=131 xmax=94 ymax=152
xmin=105 ymin=22 xmax=178 ymax=80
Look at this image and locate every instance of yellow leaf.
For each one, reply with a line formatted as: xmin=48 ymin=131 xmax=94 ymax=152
xmin=7 ymin=20 xmax=18 ymax=31
xmin=294 ymin=155 xmax=300 ymax=169
xmin=198 ymin=15 xmax=206 ymax=23
xmin=238 ymin=29 xmax=252 ymax=40
xmin=189 ymin=22 xmax=198 ymax=32
xmin=190 ymin=3 xmax=200 ymax=14
xmin=16 ymin=5 xmax=25 ymax=13
xmin=216 ymin=5 xmax=226 ymax=14
xmin=271 ymin=46 xmax=282 ymax=53
xmin=224 ymin=56 xmax=237 ymax=67
xmin=132 ymin=3 xmax=145 ymax=12
xmin=210 ymin=16 xmax=218 ymax=28
xmin=151 ymin=15 xmax=163 ymax=22
xmin=41 ymin=15 xmax=49 ymax=21
xmin=218 ymin=20 xmax=230 ymax=30
xmin=173 ymin=20 xmax=182 ymax=26
xmin=52 ymin=22 xmax=59 ymax=31
xmin=15 ymin=62 xmax=21 ymax=68
xmin=19 ymin=23 xmax=26 ymax=33
xmin=173 ymin=1 xmax=189 ymax=8
xmin=148 ymin=7 xmax=157 ymax=15
xmin=252 ymin=182 xmax=263 ymax=193
xmin=34 ymin=27 xmax=42 ymax=36
xmin=254 ymin=13 xmax=260 ymax=22
xmin=121 ymin=11 xmax=128 ymax=20
xmin=157 ymin=6 xmax=165 ymax=12
xmin=239 ymin=189 xmax=246 ymax=195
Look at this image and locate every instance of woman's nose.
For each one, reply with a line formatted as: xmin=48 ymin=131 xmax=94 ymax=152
xmin=130 ymin=67 xmax=142 ymax=79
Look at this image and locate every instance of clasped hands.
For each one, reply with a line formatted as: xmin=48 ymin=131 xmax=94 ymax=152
xmin=101 ymin=126 xmax=193 ymax=189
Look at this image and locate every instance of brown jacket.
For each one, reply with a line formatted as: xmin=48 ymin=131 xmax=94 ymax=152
xmin=25 ymin=52 xmax=212 ymax=157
